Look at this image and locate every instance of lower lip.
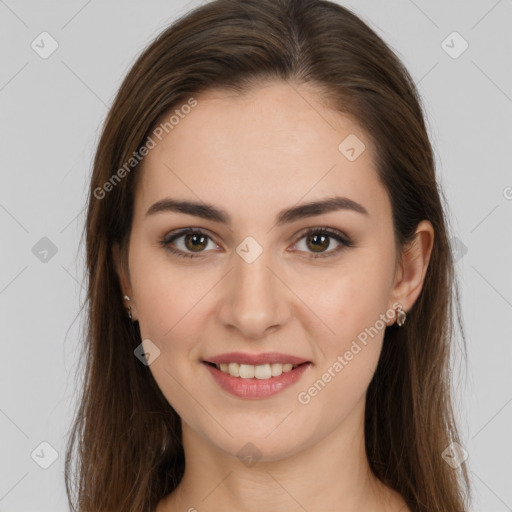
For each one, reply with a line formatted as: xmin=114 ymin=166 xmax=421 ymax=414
xmin=202 ymin=362 xmax=312 ymax=399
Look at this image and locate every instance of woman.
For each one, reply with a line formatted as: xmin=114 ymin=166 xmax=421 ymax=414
xmin=65 ymin=0 xmax=471 ymax=511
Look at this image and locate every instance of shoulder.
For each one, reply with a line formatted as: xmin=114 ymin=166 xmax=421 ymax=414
xmin=383 ymin=486 xmax=411 ymax=512
xmin=394 ymin=496 xmax=412 ymax=512
xmin=154 ymin=495 xmax=170 ymax=512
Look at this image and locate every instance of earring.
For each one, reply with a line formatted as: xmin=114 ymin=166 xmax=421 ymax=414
xmin=123 ymin=295 xmax=132 ymax=320
xmin=395 ymin=305 xmax=407 ymax=327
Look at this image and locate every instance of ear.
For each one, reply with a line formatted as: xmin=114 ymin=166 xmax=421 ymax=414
xmin=387 ymin=220 xmax=434 ymax=319
xmin=113 ymin=242 xmax=131 ymax=295
xmin=113 ymin=242 xmax=138 ymax=321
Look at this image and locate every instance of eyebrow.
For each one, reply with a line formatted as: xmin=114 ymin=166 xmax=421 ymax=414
xmin=145 ymin=195 xmax=369 ymax=225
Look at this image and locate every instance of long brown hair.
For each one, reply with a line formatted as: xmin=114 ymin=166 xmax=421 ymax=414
xmin=65 ymin=0 xmax=471 ymax=510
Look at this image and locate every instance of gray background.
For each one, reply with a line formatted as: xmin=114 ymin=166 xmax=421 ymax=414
xmin=1 ymin=0 xmax=511 ymax=510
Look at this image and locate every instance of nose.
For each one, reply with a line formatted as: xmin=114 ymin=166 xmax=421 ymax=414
xmin=216 ymin=249 xmax=293 ymax=339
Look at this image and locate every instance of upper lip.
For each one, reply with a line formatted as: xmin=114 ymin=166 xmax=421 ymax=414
xmin=204 ymin=352 xmax=310 ymax=366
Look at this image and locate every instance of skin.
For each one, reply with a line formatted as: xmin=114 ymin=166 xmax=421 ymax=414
xmin=114 ymin=80 xmax=434 ymax=512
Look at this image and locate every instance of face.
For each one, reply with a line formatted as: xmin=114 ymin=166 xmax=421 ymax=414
xmin=117 ymin=81 xmax=402 ymax=461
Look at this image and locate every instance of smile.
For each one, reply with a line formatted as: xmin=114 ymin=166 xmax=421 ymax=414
xmin=202 ymin=361 xmax=311 ymax=399
xmin=214 ymin=362 xmax=299 ymax=379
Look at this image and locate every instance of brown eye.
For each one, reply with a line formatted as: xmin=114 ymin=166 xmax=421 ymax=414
xmin=160 ymin=229 xmax=218 ymax=259
xmin=305 ymin=233 xmax=331 ymax=253
xmin=160 ymin=226 xmax=353 ymax=260
xmin=293 ymin=228 xmax=353 ymax=259
xmin=183 ymin=233 xmax=208 ymax=252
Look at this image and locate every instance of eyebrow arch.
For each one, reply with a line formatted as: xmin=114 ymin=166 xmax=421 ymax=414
xmin=145 ymin=195 xmax=369 ymax=225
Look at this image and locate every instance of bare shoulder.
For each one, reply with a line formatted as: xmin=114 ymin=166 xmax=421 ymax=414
xmin=397 ymin=502 xmax=412 ymax=512
xmin=154 ymin=494 xmax=170 ymax=512
xmin=393 ymin=494 xmax=411 ymax=512
xmin=384 ymin=486 xmax=411 ymax=512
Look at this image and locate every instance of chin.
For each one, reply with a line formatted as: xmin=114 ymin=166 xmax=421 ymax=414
xmin=209 ymin=429 xmax=308 ymax=465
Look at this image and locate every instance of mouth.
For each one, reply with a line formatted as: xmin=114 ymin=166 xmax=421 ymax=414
xmin=201 ymin=359 xmax=312 ymax=399
xmin=203 ymin=361 xmax=309 ymax=379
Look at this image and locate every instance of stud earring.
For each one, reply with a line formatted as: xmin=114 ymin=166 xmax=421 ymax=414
xmin=395 ymin=305 xmax=407 ymax=327
xmin=123 ymin=295 xmax=132 ymax=320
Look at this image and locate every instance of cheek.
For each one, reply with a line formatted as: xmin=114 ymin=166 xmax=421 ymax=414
xmin=295 ymin=259 xmax=392 ymax=411
xmin=128 ymin=253 xmax=209 ymax=420
xmin=303 ymin=260 xmax=391 ymax=348
xmin=296 ymin=272 xmax=389 ymax=422
xmin=128 ymin=242 xmax=208 ymax=342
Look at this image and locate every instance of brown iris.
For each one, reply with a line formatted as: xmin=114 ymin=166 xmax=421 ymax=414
xmin=184 ymin=233 xmax=208 ymax=252
xmin=306 ymin=233 xmax=330 ymax=253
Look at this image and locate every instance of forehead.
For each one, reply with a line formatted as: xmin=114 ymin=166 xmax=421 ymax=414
xmin=135 ymin=81 xmax=389 ymax=223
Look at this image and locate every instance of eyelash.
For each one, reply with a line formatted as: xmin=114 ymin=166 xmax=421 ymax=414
xmin=159 ymin=227 xmax=354 ymax=260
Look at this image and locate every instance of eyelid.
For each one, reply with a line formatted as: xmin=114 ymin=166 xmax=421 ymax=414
xmin=293 ymin=225 xmax=351 ymax=244
xmin=289 ymin=226 xmax=353 ymax=258
xmin=160 ymin=227 xmax=221 ymax=254
xmin=160 ymin=225 xmax=353 ymax=259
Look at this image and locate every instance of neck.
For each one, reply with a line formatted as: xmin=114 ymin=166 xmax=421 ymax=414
xmin=158 ymin=397 xmax=406 ymax=512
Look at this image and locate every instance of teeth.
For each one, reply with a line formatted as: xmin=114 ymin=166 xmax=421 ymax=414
xmin=271 ymin=363 xmax=282 ymax=377
xmin=239 ymin=364 xmax=255 ymax=379
xmin=228 ymin=362 xmax=239 ymax=377
xmin=214 ymin=362 xmax=300 ymax=379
